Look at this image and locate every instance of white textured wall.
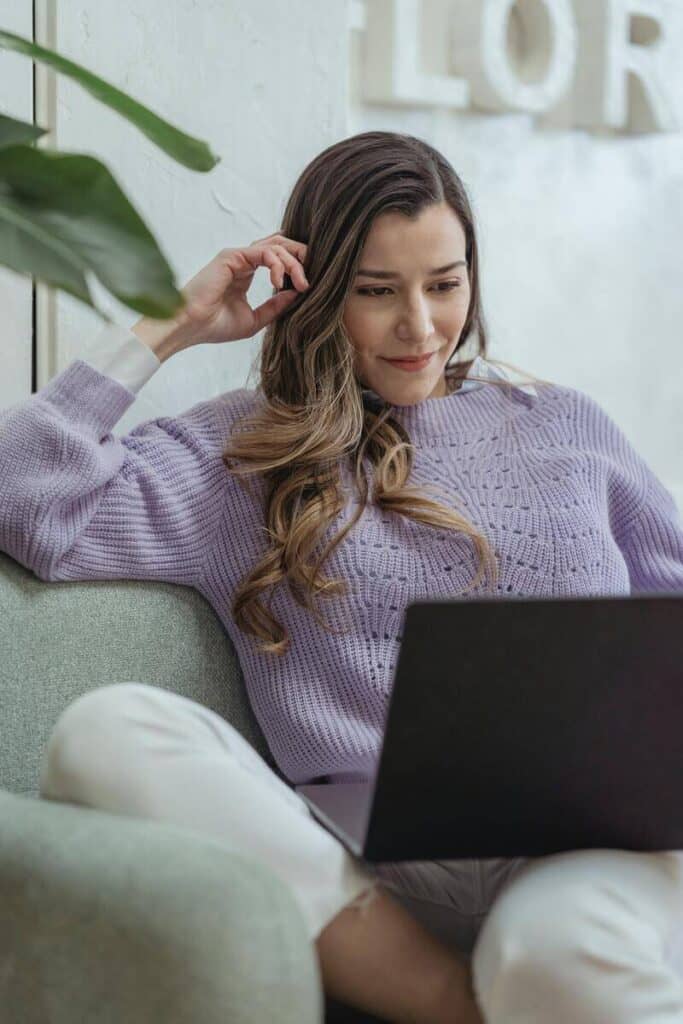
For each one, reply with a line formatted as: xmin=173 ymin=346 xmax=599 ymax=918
xmin=350 ymin=0 xmax=683 ymax=511
xmin=51 ymin=0 xmax=350 ymax=433
xmin=0 ymin=0 xmax=33 ymax=406
xmin=45 ymin=0 xmax=681 ymax=510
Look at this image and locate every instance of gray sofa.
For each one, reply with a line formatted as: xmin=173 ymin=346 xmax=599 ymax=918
xmin=0 ymin=550 xmax=375 ymax=1023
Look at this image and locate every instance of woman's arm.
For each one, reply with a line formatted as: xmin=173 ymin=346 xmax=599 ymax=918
xmin=0 ymin=331 xmax=230 ymax=587
xmin=0 ymin=235 xmax=309 ymax=585
xmin=616 ymin=468 xmax=683 ymax=594
xmin=570 ymin=387 xmax=683 ymax=594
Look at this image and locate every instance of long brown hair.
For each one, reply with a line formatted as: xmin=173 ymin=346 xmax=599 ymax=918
xmin=222 ymin=131 xmax=553 ymax=656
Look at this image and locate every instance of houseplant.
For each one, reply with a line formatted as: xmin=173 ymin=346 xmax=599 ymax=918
xmin=0 ymin=28 xmax=220 ymax=324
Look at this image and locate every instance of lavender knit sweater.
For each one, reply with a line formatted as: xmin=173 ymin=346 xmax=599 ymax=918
xmin=1 ymin=327 xmax=682 ymax=785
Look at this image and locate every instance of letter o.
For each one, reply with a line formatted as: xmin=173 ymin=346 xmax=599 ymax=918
xmin=451 ymin=0 xmax=578 ymax=114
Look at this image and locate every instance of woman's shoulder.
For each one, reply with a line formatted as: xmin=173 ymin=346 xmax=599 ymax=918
xmin=475 ymin=357 xmax=582 ymax=409
xmin=528 ymin=379 xmax=637 ymax=458
xmin=186 ymin=385 xmax=264 ymax=437
xmin=538 ymin=380 xmax=616 ymax=422
xmin=214 ymin=385 xmax=262 ymax=416
xmin=516 ymin=372 xmax=604 ymax=418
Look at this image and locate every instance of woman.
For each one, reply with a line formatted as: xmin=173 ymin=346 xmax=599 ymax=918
xmin=2 ymin=130 xmax=682 ymax=1023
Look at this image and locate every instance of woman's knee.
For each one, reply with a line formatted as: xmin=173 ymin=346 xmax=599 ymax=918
xmin=470 ymin=849 xmax=676 ymax=1020
xmin=471 ymin=854 xmax=610 ymax=1015
xmin=40 ymin=682 xmax=162 ymax=801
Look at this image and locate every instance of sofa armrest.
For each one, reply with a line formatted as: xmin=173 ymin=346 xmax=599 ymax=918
xmin=0 ymin=789 xmax=322 ymax=1024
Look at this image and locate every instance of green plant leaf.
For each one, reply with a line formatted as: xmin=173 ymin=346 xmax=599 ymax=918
xmin=0 ymin=29 xmax=221 ymax=172
xmin=0 ymin=144 xmax=186 ymax=319
xmin=0 ymin=112 xmax=46 ymax=148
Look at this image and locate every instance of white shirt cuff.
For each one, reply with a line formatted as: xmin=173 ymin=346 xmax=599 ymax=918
xmin=84 ymin=322 xmax=162 ymax=393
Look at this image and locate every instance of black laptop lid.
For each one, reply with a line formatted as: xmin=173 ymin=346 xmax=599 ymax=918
xmin=362 ymin=593 xmax=683 ymax=861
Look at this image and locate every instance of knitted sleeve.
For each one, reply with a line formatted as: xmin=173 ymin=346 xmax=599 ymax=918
xmin=615 ymin=467 xmax=683 ymax=594
xmin=0 ymin=359 xmax=232 ymax=587
xmin=572 ymin=388 xmax=683 ymax=595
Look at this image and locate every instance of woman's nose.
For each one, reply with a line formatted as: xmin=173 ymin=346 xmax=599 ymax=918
xmin=397 ymin=301 xmax=433 ymax=341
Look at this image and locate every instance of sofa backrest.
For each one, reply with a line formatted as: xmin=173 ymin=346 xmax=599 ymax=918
xmin=0 ymin=552 xmax=282 ymax=797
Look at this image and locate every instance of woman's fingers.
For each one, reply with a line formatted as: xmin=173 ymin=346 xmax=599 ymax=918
xmin=248 ymin=234 xmax=309 ymax=290
xmin=252 ymin=233 xmax=308 ymax=265
xmin=250 ymin=288 xmax=300 ymax=334
xmin=259 ymin=246 xmax=286 ymax=289
xmin=267 ymin=244 xmax=310 ymax=290
xmin=249 ymin=243 xmax=309 ymax=292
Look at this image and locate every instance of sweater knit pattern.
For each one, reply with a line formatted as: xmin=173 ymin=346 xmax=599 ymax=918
xmin=1 ymin=357 xmax=681 ymax=785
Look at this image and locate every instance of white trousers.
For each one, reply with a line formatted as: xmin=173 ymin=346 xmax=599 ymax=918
xmin=39 ymin=682 xmax=683 ymax=1023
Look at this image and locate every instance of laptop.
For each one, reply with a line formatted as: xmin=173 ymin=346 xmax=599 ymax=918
xmin=295 ymin=593 xmax=683 ymax=862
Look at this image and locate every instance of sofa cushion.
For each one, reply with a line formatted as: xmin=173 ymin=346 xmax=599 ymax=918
xmin=0 ymin=788 xmax=321 ymax=1024
xmin=0 ymin=552 xmax=283 ymax=796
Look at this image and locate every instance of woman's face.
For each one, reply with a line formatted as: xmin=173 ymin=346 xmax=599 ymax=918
xmin=342 ymin=201 xmax=471 ymax=404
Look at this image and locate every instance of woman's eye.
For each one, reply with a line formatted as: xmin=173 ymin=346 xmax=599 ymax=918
xmin=357 ymin=281 xmax=462 ymax=297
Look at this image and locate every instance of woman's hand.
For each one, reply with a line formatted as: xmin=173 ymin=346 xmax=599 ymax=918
xmin=131 ymin=233 xmax=310 ymax=360
xmin=175 ymin=233 xmax=310 ymax=345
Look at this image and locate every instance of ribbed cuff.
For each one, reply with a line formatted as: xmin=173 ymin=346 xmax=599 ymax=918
xmin=40 ymin=359 xmax=139 ymax=434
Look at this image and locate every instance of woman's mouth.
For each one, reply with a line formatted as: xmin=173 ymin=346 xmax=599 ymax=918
xmin=382 ymin=352 xmax=435 ymax=372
